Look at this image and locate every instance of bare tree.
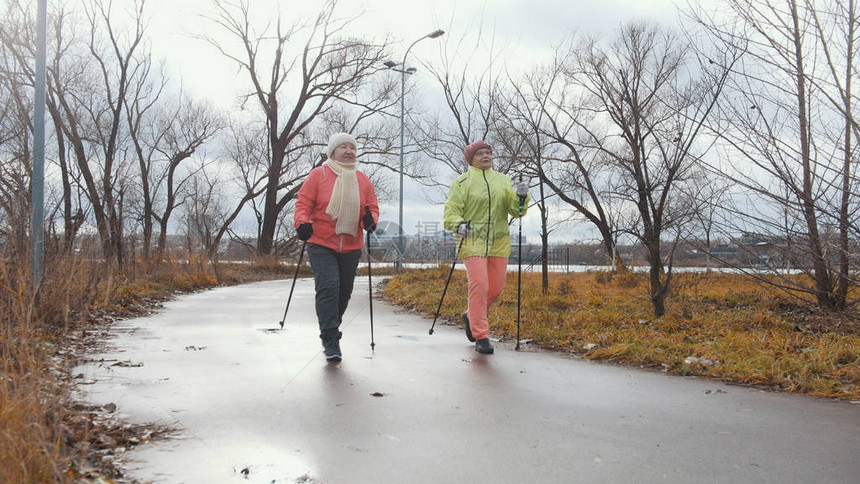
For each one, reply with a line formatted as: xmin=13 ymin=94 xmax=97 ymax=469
xmin=153 ymin=98 xmax=222 ymax=258
xmin=76 ymin=0 xmax=152 ymax=267
xmin=689 ymin=0 xmax=859 ymax=310
xmin=494 ymin=65 xmax=566 ymax=294
xmin=0 ymin=76 xmax=31 ymax=256
xmin=0 ymin=1 xmax=51 ymax=255
xmin=522 ymin=45 xmax=625 ymax=271
xmin=566 ymin=23 xmax=730 ymax=317
xmin=806 ymin=0 xmax=860 ymax=307
xmin=181 ymin=161 xmax=230 ymax=259
xmin=12 ymin=0 xmax=155 ymax=268
xmin=682 ymin=171 xmax=731 ymax=271
xmin=122 ymin=47 xmax=164 ymax=260
xmin=43 ymin=3 xmax=88 ymax=253
xmin=0 ymin=0 xmax=97 ymax=256
xmin=126 ymin=81 xmax=223 ymax=259
xmin=415 ymin=25 xmax=508 ymax=186
xmin=203 ymin=0 xmax=395 ymax=256
xmin=205 ymin=122 xmax=267 ymax=259
xmin=1 ymin=0 xmax=206 ymax=265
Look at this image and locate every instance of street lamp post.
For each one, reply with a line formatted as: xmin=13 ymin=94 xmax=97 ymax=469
xmin=385 ymin=29 xmax=444 ymax=270
xmin=31 ymin=0 xmax=47 ymax=289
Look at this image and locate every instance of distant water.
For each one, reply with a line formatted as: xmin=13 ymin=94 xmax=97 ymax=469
xmin=369 ymin=263 xmax=803 ymax=275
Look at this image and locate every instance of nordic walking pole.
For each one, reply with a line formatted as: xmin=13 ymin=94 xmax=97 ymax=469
xmin=278 ymin=241 xmax=307 ymax=329
xmin=365 ymin=206 xmax=375 ymax=352
xmin=516 ymin=176 xmax=526 ymax=351
xmin=429 ymin=231 xmax=467 ymax=335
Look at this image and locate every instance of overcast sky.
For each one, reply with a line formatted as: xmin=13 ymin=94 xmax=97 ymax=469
xmin=144 ymin=0 xmax=681 ymax=105
xmin=139 ymin=0 xmax=682 ymax=244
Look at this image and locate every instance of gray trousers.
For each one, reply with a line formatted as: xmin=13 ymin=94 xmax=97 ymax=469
xmin=306 ymin=243 xmax=362 ymax=336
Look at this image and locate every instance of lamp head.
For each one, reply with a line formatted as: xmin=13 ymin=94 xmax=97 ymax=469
xmin=406 ymin=67 xmax=417 ymax=74
xmin=428 ymin=29 xmax=445 ymax=39
xmin=383 ymin=60 xmax=397 ymax=68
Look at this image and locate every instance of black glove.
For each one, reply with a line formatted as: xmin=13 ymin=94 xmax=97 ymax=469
xmin=363 ymin=208 xmax=376 ymax=234
xmin=296 ymin=222 xmax=313 ymax=241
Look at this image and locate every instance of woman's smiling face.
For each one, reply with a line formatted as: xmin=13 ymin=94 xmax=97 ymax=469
xmin=332 ymin=142 xmax=356 ymax=163
xmin=471 ymin=148 xmax=492 ymax=169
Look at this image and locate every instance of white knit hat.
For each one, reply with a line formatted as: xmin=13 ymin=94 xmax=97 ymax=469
xmin=326 ymin=132 xmax=357 ymax=160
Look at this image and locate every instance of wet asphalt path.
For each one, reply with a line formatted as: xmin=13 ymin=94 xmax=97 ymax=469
xmin=77 ymin=278 xmax=860 ymax=483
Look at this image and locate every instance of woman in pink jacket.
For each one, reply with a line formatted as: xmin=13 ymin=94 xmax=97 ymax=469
xmin=294 ymin=133 xmax=379 ymax=362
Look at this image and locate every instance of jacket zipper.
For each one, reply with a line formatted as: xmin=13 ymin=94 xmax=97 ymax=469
xmin=482 ymin=170 xmax=491 ymax=257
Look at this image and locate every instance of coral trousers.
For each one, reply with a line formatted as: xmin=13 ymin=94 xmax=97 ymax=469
xmin=463 ymin=256 xmax=508 ymax=340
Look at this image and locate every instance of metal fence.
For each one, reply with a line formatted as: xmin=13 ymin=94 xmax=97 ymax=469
xmin=364 ymin=235 xmax=572 ymax=272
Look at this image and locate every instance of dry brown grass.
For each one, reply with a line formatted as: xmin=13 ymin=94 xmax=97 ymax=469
xmin=1 ymin=257 xmax=75 ymax=483
xmin=383 ymin=268 xmax=860 ymax=400
xmin=0 ymin=250 xmax=306 ymax=482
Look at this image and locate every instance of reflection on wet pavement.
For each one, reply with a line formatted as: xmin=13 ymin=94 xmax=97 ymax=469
xmin=77 ymin=279 xmax=860 ymax=484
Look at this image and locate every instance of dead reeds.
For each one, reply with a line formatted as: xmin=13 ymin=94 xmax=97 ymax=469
xmin=0 ymin=247 xmax=291 ymax=482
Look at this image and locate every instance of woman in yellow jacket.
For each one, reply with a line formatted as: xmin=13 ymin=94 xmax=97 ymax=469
xmin=444 ymin=140 xmax=529 ymax=354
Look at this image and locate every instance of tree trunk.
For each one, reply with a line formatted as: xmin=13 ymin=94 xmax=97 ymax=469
xmin=647 ymin=233 xmax=666 ymax=318
xmin=538 ymin=181 xmax=549 ymax=295
xmin=836 ymin=0 xmax=855 ymax=310
xmin=47 ymin=101 xmax=77 ymax=253
xmin=791 ymin=0 xmax=836 ymax=310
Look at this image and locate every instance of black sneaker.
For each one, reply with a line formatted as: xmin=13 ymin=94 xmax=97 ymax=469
xmin=475 ymin=338 xmax=494 ymax=354
xmin=462 ymin=312 xmax=476 ymax=342
xmin=324 ymin=339 xmax=342 ymax=361
xmin=321 ymin=330 xmax=343 ymax=361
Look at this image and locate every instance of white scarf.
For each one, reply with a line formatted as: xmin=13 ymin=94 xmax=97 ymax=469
xmin=324 ymin=159 xmax=360 ymax=237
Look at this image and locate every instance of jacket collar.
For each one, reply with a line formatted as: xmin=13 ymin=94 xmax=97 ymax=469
xmin=468 ymin=164 xmax=492 ymax=174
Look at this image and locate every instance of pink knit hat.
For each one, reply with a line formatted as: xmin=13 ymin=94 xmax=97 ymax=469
xmin=464 ymin=140 xmax=492 ymax=165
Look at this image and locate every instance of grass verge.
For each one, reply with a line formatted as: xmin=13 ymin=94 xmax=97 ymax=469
xmin=382 ymin=267 xmax=860 ymax=400
xmin=0 ymin=253 xmax=305 ymax=483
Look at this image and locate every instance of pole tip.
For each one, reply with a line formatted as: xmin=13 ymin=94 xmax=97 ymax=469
xmin=428 ymin=329 xmax=434 ymax=335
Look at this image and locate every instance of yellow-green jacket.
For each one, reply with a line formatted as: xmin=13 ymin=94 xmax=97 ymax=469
xmin=444 ymin=165 xmax=530 ymax=258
